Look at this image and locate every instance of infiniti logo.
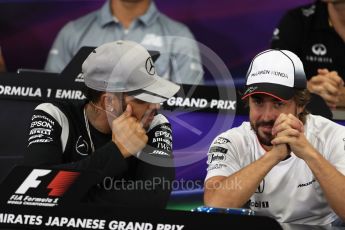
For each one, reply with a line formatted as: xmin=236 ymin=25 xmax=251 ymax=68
xmin=145 ymin=57 xmax=155 ymax=75
xmin=311 ymin=44 xmax=327 ymax=56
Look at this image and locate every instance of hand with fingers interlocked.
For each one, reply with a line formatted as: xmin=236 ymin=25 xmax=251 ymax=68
xmin=271 ymin=113 xmax=315 ymax=161
xmin=307 ymin=68 xmax=344 ymax=109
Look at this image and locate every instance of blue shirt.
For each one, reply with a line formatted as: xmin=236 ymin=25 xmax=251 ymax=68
xmin=45 ymin=0 xmax=204 ymax=84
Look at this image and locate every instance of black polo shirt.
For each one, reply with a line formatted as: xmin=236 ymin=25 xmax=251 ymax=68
xmin=271 ymin=1 xmax=345 ymax=119
xmin=23 ymin=100 xmax=175 ymax=208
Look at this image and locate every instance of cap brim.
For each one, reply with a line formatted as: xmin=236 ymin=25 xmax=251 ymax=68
xmin=241 ymin=83 xmax=295 ymax=101
xmin=129 ymin=76 xmax=180 ymax=103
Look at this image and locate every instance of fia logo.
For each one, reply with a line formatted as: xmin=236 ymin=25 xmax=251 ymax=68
xmin=145 ymin=57 xmax=155 ymax=75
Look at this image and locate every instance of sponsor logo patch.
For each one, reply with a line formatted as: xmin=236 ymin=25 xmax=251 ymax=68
xmin=255 ymin=179 xmax=265 ymax=193
xmin=207 ymin=153 xmax=226 ymax=164
xmin=207 ymin=163 xmax=227 ymax=171
xmin=209 ymin=146 xmax=228 ymax=154
xmin=250 ymin=200 xmax=270 ymax=208
xmin=75 ymin=136 xmax=89 ymax=156
xmin=213 ymin=137 xmax=231 ymax=145
xmin=297 ymin=179 xmax=315 ymax=188
xmin=145 ymin=57 xmax=155 ymax=75
xmin=312 ymin=43 xmax=327 ymax=56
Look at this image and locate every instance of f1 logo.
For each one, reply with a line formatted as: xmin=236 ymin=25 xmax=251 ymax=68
xmin=15 ymin=169 xmax=51 ymax=194
xmin=15 ymin=169 xmax=80 ymax=197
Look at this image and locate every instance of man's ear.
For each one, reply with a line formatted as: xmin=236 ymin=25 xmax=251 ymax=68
xmin=297 ymin=106 xmax=305 ymax=116
xmin=100 ymin=93 xmax=114 ymax=112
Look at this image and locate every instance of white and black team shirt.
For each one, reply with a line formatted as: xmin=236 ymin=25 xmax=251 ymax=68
xmin=205 ymin=114 xmax=345 ymax=225
xmin=24 ymin=101 xmax=175 ymax=208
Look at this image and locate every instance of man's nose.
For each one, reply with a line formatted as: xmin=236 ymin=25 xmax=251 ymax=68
xmin=261 ymin=104 xmax=277 ymax=121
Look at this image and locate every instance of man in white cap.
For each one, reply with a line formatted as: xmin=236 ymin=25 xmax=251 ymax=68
xmin=204 ymin=49 xmax=345 ymax=225
xmin=24 ymin=40 xmax=180 ymax=208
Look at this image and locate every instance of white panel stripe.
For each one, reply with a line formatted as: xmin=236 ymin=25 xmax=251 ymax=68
xmin=35 ymin=103 xmax=69 ymax=153
xmin=148 ymin=114 xmax=168 ymax=131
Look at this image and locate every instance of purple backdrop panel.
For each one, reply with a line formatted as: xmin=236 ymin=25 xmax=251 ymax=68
xmin=1 ymin=0 xmax=313 ymax=83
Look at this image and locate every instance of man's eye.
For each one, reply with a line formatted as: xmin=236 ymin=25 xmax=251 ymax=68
xmin=275 ymin=102 xmax=284 ymax=107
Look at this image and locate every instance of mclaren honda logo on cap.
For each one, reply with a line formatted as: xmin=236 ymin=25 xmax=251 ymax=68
xmin=145 ymin=57 xmax=155 ymax=75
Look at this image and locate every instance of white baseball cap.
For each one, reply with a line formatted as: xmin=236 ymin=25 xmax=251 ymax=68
xmin=82 ymin=40 xmax=180 ymax=103
xmin=242 ymin=49 xmax=307 ymax=101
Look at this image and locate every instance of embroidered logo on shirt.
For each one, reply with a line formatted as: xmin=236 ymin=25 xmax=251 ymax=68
xmin=311 ymin=44 xmax=327 ymax=56
xmin=301 ymin=5 xmax=315 ymax=17
xmin=75 ymin=136 xmax=89 ymax=156
xmin=209 ymin=146 xmax=228 ymax=154
xmin=255 ymin=179 xmax=265 ymax=193
xmin=207 ymin=153 xmax=226 ymax=164
xmin=213 ymin=137 xmax=231 ymax=145
xmin=272 ymin=28 xmax=279 ymax=40
xmin=250 ymin=200 xmax=270 ymax=208
xmin=141 ymin=34 xmax=163 ymax=47
xmin=306 ymin=43 xmax=332 ymax=63
xmin=74 ymin=73 xmax=84 ymax=82
xmin=297 ymin=179 xmax=316 ymax=188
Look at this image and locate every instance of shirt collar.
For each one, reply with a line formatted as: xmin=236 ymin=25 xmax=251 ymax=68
xmin=138 ymin=1 xmax=159 ymax=26
xmin=98 ymin=0 xmax=116 ymax=27
xmin=313 ymin=1 xmax=331 ymax=30
xmin=97 ymin=0 xmax=159 ymax=27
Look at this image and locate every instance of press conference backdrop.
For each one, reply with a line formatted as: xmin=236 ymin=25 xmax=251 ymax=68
xmin=1 ymin=0 xmax=344 ymax=212
xmin=0 ymin=0 xmax=313 ymax=84
xmin=0 ymin=70 xmax=244 ymax=211
xmin=1 ymin=72 xmax=345 ymax=213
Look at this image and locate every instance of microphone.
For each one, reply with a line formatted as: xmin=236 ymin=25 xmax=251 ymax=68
xmin=89 ymin=101 xmax=118 ymax=118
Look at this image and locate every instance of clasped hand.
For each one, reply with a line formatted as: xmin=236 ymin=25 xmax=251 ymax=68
xmin=270 ymin=113 xmax=313 ymax=160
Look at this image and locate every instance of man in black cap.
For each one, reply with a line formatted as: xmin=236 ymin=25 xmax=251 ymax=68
xmin=23 ymin=40 xmax=180 ymax=208
xmin=204 ymin=49 xmax=345 ymax=225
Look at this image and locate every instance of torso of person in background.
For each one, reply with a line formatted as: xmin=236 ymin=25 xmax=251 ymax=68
xmin=45 ymin=0 xmax=204 ymax=85
xmin=271 ymin=1 xmax=345 ymax=119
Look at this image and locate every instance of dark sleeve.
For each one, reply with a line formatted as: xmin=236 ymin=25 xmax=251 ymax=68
xmin=86 ymin=122 xmax=175 ymax=209
xmin=23 ymin=108 xmax=127 ymax=179
xmin=270 ymin=8 xmax=304 ymax=54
